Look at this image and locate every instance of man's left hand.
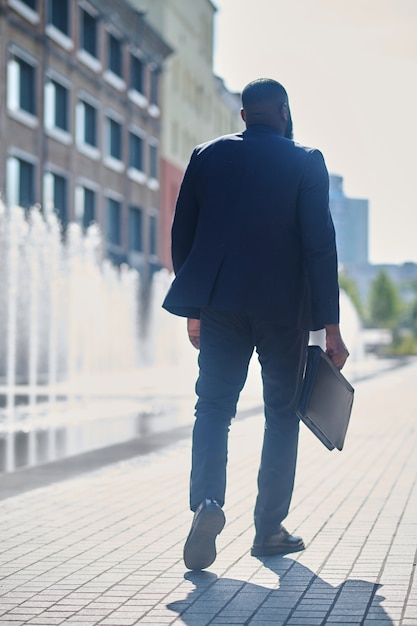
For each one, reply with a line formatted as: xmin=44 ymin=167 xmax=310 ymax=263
xmin=325 ymin=324 xmax=349 ymax=370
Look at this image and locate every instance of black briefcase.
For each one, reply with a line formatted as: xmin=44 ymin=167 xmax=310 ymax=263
xmin=296 ymin=345 xmax=354 ymax=451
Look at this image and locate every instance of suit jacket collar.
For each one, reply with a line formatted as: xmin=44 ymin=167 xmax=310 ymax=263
xmin=244 ymin=124 xmax=283 ymax=136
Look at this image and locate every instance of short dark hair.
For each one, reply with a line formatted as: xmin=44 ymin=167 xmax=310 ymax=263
xmin=241 ymin=78 xmax=288 ymax=109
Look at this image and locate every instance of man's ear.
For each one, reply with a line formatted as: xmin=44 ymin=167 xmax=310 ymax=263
xmin=280 ymin=102 xmax=289 ymax=122
xmin=240 ymin=108 xmax=246 ymax=122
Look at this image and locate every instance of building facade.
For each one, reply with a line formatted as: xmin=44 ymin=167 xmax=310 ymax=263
xmin=129 ymin=0 xmax=242 ymax=269
xmin=0 ymin=0 xmax=171 ymax=281
xmin=329 ymin=174 xmax=369 ymax=268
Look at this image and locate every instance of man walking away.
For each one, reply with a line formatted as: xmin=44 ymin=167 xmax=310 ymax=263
xmin=163 ymin=78 xmax=349 ymax=571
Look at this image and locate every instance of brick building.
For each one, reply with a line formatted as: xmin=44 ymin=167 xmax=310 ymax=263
xmin=0 ymin=0 xmax=171 ymax=281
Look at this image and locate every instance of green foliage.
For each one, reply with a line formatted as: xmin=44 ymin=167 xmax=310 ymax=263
xmin=337 ymin=269 xmax=417 ymax=356
xmin=410 ymin=291 xmax=417 ymax=325
xmin=368 ymin=270 xmax=402 ymax=329
xmin=402 ymin=294 xmax=417 ymax=337
xmin=389 ymin=333 xmax=417 ymax=356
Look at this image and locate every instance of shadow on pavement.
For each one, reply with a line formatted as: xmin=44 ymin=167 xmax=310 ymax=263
xmin=167 ymin=558 xmax=391 ymax=625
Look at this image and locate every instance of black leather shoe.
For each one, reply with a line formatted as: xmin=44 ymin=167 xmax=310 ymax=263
xmin=183 ymin=498 xmax=225 ymax=570
xmin=251 ymin=525 xmax=305 ymax=557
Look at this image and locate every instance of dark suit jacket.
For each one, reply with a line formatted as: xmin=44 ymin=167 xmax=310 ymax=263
xmin=162 ymin=124 xmax=339 ymax=331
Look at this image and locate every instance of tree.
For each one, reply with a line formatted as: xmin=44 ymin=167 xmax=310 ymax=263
xmin=368 ymin=270 xmax=402 ymax=329
xmin=408 ymin=296 xmax=417 ymax=337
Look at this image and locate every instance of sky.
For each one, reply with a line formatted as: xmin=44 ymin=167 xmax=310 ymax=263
xmin=212 ymin=0 xmax=417 ymax=265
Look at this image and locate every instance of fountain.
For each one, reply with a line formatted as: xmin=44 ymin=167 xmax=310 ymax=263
xmin=0 ymin=202 xmax=140 ymax=472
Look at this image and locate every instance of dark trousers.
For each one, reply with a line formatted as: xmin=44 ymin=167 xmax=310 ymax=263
xmin=190 ymin=309 xmax=308 ymax=539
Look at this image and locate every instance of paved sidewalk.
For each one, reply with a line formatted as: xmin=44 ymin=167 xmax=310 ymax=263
xmin=1 ymin=361 xmax=417 ymax=626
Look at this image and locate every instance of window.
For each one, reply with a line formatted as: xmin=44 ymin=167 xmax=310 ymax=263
xmin=84 ymin=102 xmax=97 ymax=145
xmin=77 ymin=98 xmax=98 ymax=148
xmin=52 ymin=173 xmax=68 ymax=225
xmin=106 ymin=117 xmax=122 ymax=160
xmin=80 ymin=7 xmax=98 ymax=58
xmin=78 ymin=186 xmax=96 ymax=229
xmin=149 ymin=214 xmax=157 ymax=257
xmin=19 ymin=160 xmax=35 ymax=208
xmin=75 ymin=184 xmax=96 ymax=228
xmin=8 ymin=0 xmax=39 ymax=23
xmin=48 ymin=0 xmax=70 ymax=36
xmin=7 ymin=155 xmax=35 ymax=209
xmin=128 ymin=56 xmax=147 ymax=107
xmin=53 ymin=81 xmax=68 ymax=130
xmin=129 ymin=205 xmax=143 ymax=252
xmin=130 ymin=54 xmax=144 ymax=93
xmin=7 ymin=53 xmax=36 ymax=116
xmin=83 ymin=187 xmax=95 ymax=229
xmin=149 ymin=144 xmax=158 ymax=179
xmin=44 ymin=171 xmax=68 ymax=225
xmin=129 ymin=132 xmax=143 ymax=171
xmin=108 ymin=32 xmax=122 ymax=77
xmin=45 ymin=77 xmax=69 ymax=132
xmin=150 ymin=68 xmax=159 ymax=105
xmin=106 ymin=197 xmax=121 ymax=246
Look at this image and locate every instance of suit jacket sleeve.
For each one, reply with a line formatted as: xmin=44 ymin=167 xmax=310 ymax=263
xmin=298 ymin=149 xmax=340 ymax=327
xmin=171 ymin=151 xmax=200 ymax=275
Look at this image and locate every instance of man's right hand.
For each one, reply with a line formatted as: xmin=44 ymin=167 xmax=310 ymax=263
xmin=325 ymin=324 xmax=349 ymax=370
xmin=187 ymin=318 xmax=201 ymax=350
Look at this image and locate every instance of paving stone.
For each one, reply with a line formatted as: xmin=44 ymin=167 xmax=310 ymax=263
xmin=0 ymin=363 xmax=416 ymax=625
xmin=25 ymin=618 xmax=66 ymax=625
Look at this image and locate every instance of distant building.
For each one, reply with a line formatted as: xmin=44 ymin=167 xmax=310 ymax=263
xmin=128 ymin=0 xmax=242 ymax=270
xmin=329 ymin=174 xmax=369 ymax=267
xmin=0 ymin=0 xmax=171 ymax=282
xmin=328 ymin=175 xmax=417 ymax=307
